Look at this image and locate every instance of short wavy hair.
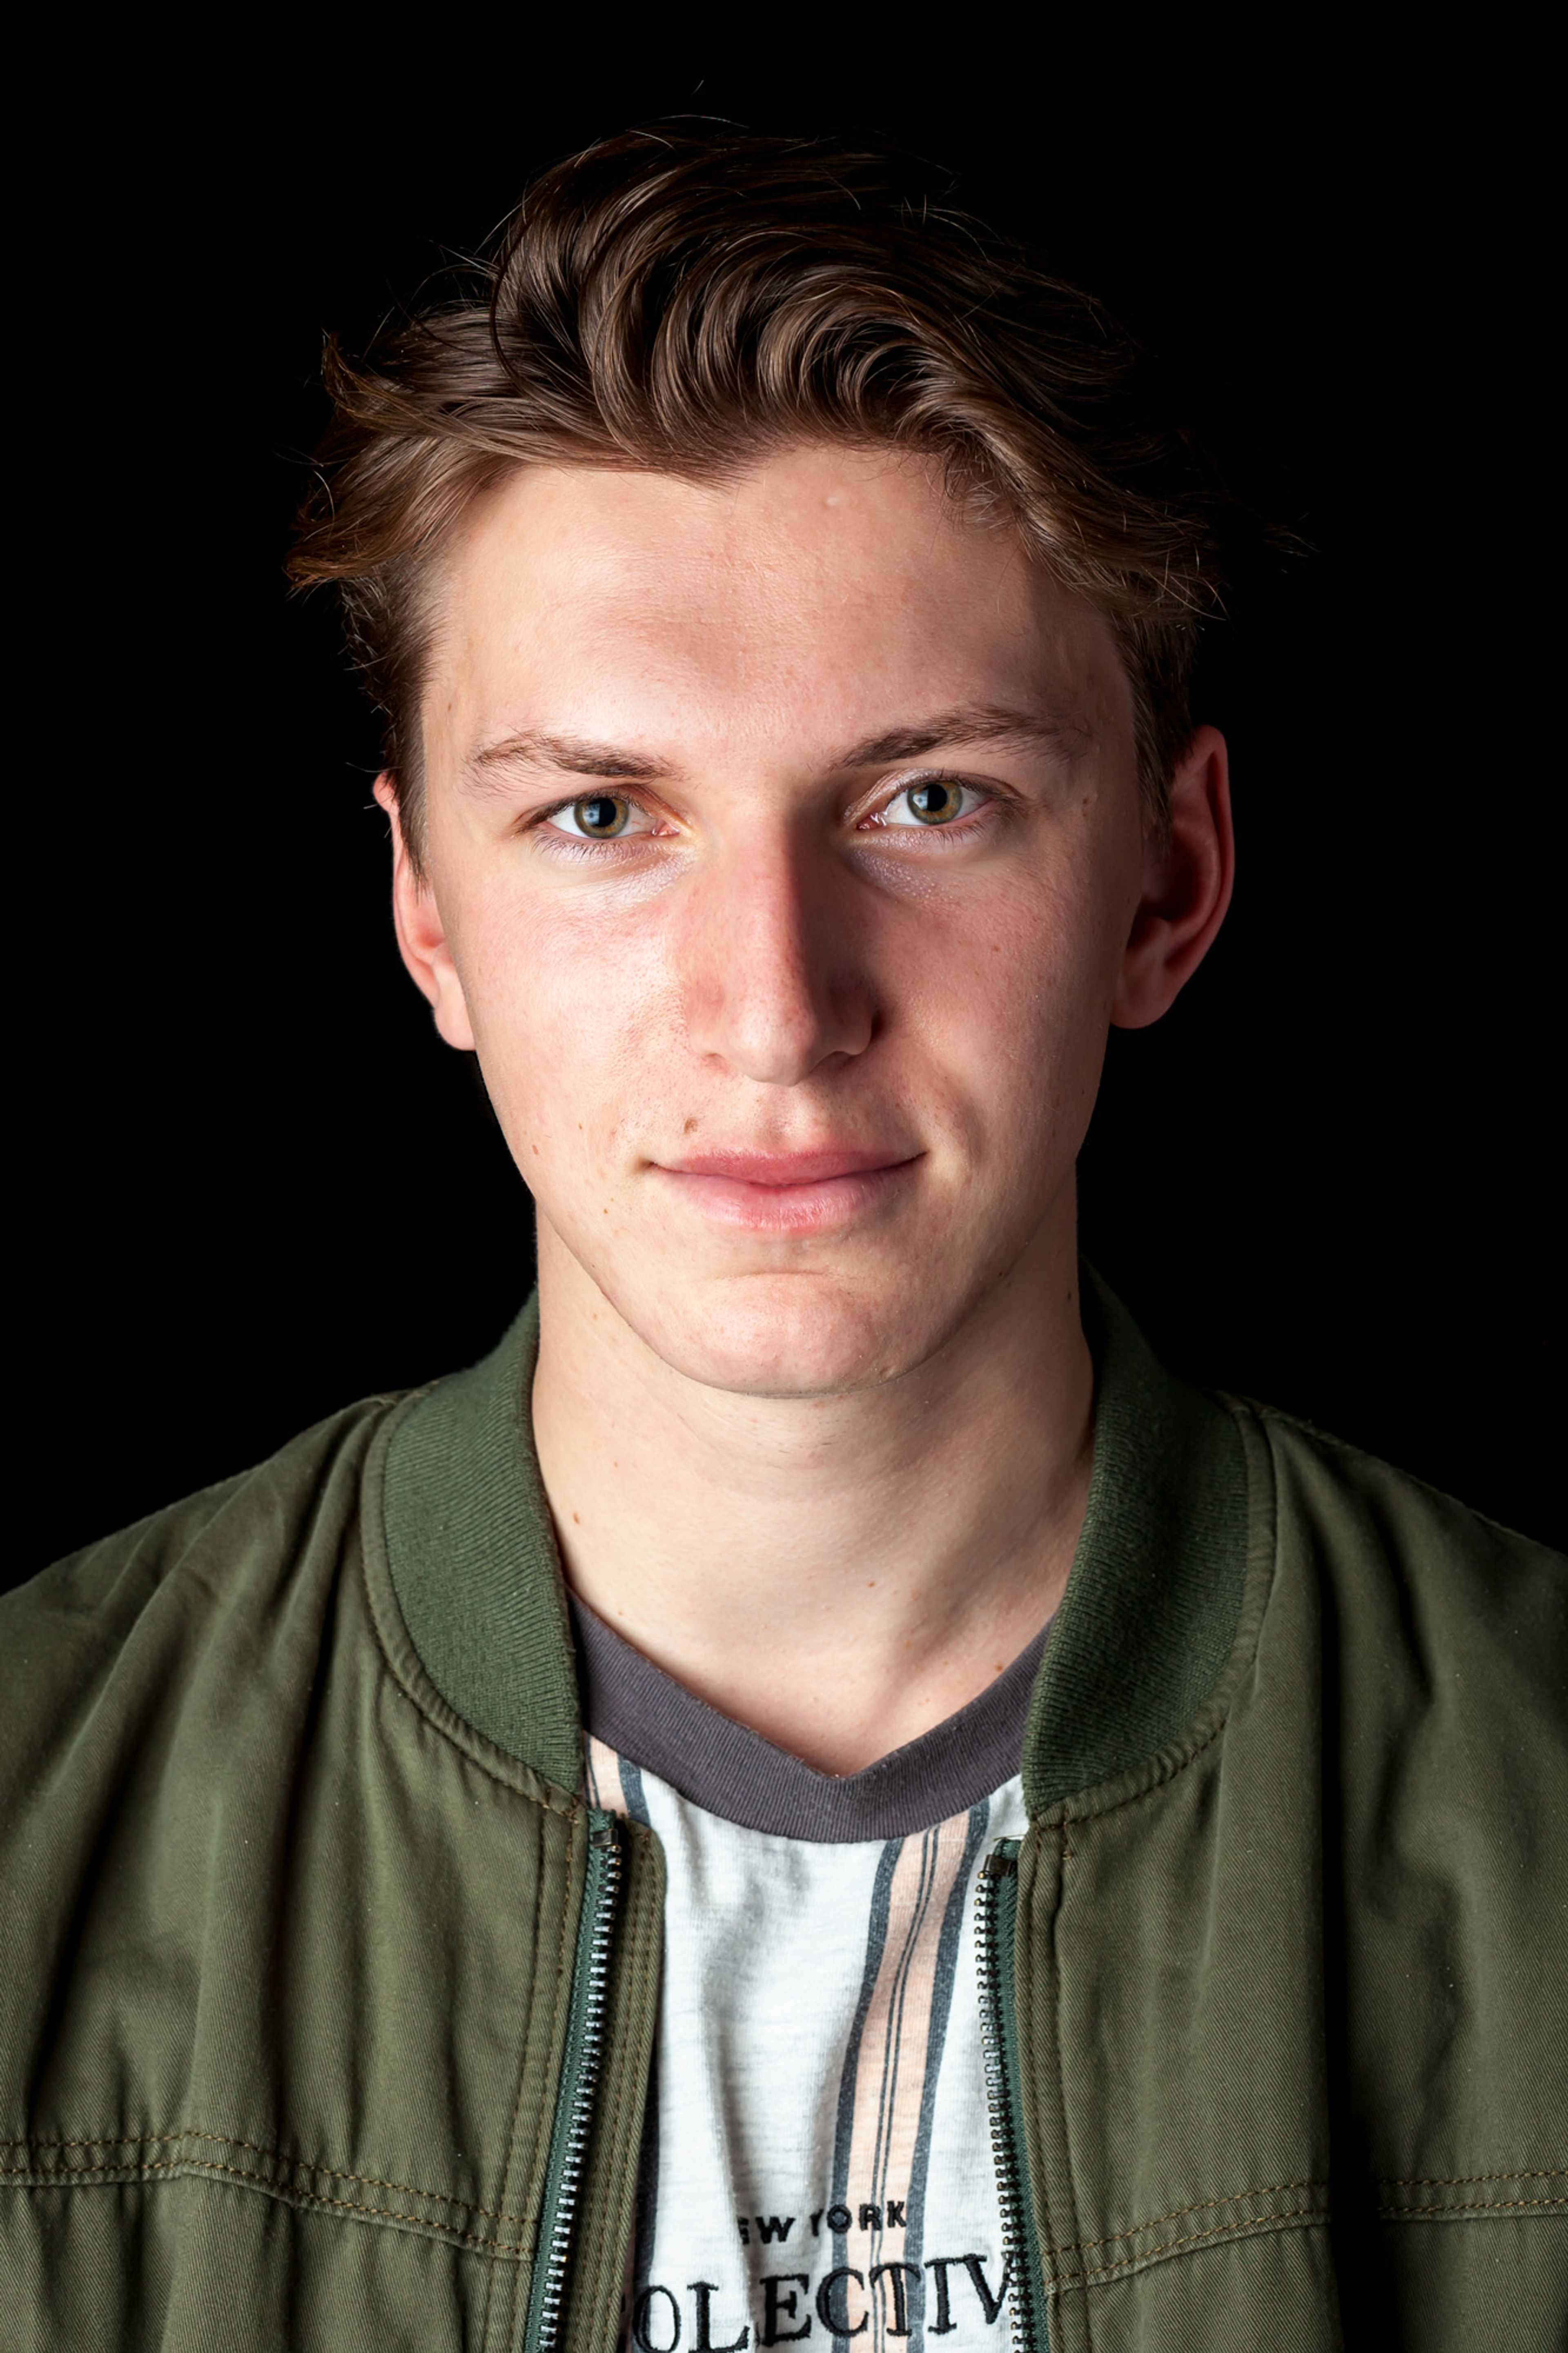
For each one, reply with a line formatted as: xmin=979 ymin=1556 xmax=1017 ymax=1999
xmin=290 ymin=127 xmax=1227 ymax=866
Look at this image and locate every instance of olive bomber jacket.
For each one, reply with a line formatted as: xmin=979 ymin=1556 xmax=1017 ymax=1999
xmin=2 ymin=1280 xmax=1564 ymax=2352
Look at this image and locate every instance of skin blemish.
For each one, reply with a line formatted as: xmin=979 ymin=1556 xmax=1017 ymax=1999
xmin=572 ymin=1513 xmax=581 ymax=1524
xmin=683 ymin=1117 xmax=699 ymax=1135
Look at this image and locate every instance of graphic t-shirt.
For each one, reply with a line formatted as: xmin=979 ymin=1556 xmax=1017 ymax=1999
xmin=572 ymin=1600 xmax=1047 ymax=2351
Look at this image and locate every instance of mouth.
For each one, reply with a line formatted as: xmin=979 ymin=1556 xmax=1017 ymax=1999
xmin=651 ymin=1146 xmax=923 ymax=1233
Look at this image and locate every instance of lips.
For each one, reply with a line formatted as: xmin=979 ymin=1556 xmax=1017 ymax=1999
xmin=662 ymin=1147 xmax=914 ymax=1186
xmin=651 ymin=1145 xmax=922 ymax=1232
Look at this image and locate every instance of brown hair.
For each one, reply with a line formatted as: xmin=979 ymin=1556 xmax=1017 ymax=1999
xmin=289 ymin=128 xmax=1225 ymax=865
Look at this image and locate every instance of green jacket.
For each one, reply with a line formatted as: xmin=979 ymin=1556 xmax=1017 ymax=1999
xmin=2 ymin=1284 xmax=1564 ymax=2351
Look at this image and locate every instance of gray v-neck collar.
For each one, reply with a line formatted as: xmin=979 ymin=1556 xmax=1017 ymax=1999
xmin=571 ymin=1593 xmax=1049 ymax=1841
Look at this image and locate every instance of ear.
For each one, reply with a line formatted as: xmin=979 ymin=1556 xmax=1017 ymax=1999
xmin=374 ymin=774 xmax=477 ymax=1051
xmin=1111 ymin=725 xmax=1234 ymax=1030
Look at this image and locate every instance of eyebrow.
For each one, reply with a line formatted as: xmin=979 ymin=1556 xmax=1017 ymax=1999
xmin=835 ymin=703 xmax=1091 ymax=769
xmin=466 ymin=701 xmax=1090 ymax=786
xmin=469 ymin=732 xmax=669 ymax=782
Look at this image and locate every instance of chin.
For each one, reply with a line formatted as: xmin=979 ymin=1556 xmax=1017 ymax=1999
xmin=624 ymin=1268 xmax=944 ymax=1398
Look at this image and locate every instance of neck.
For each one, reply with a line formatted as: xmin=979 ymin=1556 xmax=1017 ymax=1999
xmin=530 ymin=1207 xmax=1094 ymax=1774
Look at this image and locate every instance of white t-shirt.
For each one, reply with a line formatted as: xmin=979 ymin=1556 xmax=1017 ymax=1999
xmin=573 ymin=1602 xmax=1046 ymax=2350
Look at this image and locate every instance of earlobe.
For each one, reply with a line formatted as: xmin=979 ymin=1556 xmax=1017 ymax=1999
xmin=1111 ymin=725 xmax=1235 ymax=1030
xmin=374 ymin=774 xmax=478 ymax=1052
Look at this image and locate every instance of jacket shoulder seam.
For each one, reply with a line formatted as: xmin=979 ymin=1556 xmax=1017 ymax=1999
xmin=1252 ymin=1400 xmax=1559 ymax=1552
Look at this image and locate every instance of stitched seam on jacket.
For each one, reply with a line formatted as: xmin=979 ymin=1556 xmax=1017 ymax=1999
xmin=1055 ymin=2188 xmax=1565 ymax=2289
xmin=1054 ymin=2178 xmax=1323 ymax=2259
xmin=0 ymin=2153 xmax=527 ymax=2252
xmin=1380 ymin=2169 xmax=1566 ymax=2190
xmin=1058 ymin=2202 xmax=1328 ymax=2288
xmin=0 ymin=2130 xmax=527 ymax=2223
xmin=1377 ymin=2195 xmax=1568 ymax=2217
xmin=1048 ymin=1702 xmax=1233 ymax=1833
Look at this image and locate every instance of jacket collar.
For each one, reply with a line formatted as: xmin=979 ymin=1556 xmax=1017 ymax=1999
xmin=1024 ymin=1271 xmax=1251 ymax=1812
xmin=379 ymin=1271 xmax=1253 ymax=1815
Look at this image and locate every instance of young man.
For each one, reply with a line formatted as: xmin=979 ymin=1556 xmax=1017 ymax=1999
xmin=2 ymin=131 xmax=1562 ymax=2352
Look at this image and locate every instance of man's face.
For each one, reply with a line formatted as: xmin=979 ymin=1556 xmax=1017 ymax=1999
xmin=411 ymin=446 xmax=1151 ymax=1396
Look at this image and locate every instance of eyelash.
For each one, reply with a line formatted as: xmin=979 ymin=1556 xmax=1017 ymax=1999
xmin=529 ymin=775 xmax=998 ymax=853
xmin=529 ymin=796 xmax=667 ymax=856
xmin=860 ymin=775 xmax=992 ymax=837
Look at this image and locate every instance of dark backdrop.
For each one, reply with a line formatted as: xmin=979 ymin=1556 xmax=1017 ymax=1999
xmin=15 ymin=36 xmax=1561 ymax=1590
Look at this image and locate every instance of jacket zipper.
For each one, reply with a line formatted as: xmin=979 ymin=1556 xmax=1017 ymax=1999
xmin=522 ymin=1811 xmax=623 ymax=2353
xmin=976 ymin=1839 xmax=1049 ymax=2353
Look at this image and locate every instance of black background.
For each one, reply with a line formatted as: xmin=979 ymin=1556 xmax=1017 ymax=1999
xmin=14 ymin=33 xmax=1561 ymax=1589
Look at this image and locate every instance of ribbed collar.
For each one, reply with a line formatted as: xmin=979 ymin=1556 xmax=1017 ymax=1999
xmin=379 ymin=1271 xmax=1252 ymax=1816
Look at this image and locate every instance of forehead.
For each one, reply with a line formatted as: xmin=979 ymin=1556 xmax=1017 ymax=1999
xmin=429 ymin=446 xmax=1126 ymax=757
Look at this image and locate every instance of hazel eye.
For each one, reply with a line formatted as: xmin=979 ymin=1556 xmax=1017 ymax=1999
xmin=554 ymin=793 xmax=635 ymax=839
xmin=881 ymin=778 xmax=980 ymax=827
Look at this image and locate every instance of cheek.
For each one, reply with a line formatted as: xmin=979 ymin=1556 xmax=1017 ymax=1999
xmin=449 ymin=883 xmax=680 ymax=1157
xmin=897 ymin=869 xmax=1121 ymax=1116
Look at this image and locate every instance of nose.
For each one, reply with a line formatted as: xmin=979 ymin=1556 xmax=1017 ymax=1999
xmin=675 ymin=828 xmax=877 ymax=1085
